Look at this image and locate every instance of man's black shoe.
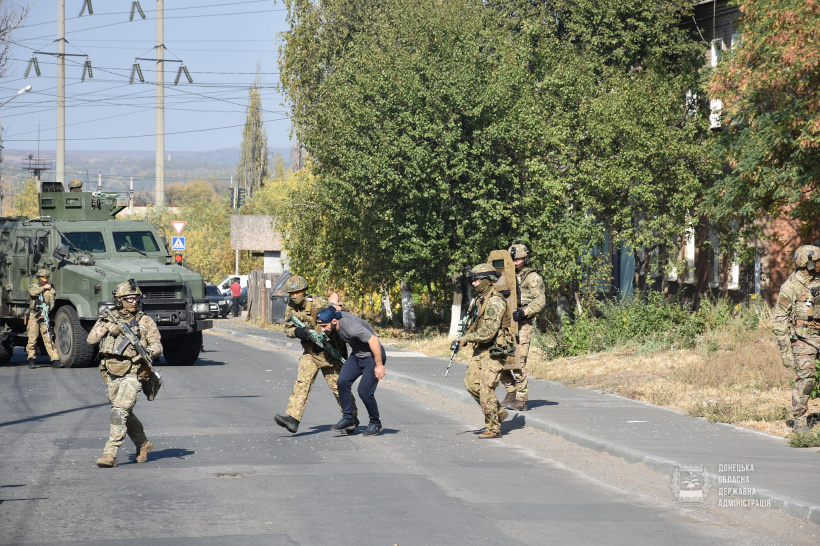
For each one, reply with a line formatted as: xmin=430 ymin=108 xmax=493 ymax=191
xmin=331 ymin=417 xmax=359 ymax=434
xmin=274 ymin=414 xmax=299 ymax=433
xmin=362 ymin=422 xmax=382 ymax=437
xmin=28 ymin=359 xmax=36 ymax=369
xmin=52 ymin=360 xmax=64 ymax=368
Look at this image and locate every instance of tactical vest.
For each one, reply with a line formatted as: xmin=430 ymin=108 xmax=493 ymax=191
xmin=517 ymin=269 xmax=538 ymax=307
xmin=473 ymin=288 xmax=514 ymax=351
xmin=792 ymin=276 xmax=820 ymax=330
xmin=100 ymin=312 xmax=145 ymax=376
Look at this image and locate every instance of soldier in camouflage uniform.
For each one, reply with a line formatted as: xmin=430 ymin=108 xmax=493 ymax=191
xmin=87 ymin=280 xmax=162 ymax=467
xmin=27 ymin=268 xmax=61 ymax=369
xmin=68 ymin=179 xmax=83 ymax=192
xmin=772 ymin=245 xmax=820 ymax=432
xmin=501 ymin=243 xmax=546 ymax=411
xmin=273 ymin=276 xmax=355 ymax=434
xmin=462 ymin=263 xmax=511 ymax=439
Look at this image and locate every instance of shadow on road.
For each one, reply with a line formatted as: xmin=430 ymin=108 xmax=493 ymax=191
xmin=0 ymin=402 xmax=109 ymax=428
xmin=139 ymin=448 xmax=196 ymax=463
xmin=527 ymin=399 xmax=558 ymax=409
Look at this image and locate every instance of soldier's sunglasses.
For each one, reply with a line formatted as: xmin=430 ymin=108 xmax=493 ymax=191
xmin=122 ymin=295 xmax=140 ymax=303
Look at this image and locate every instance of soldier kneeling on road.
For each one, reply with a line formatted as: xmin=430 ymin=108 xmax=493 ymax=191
xmin=88 ymin=280 xmax=162 ymax=467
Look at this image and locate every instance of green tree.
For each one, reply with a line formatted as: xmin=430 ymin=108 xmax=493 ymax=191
xmin=236 ymin=69 xmax=268 ymax=195
xmin=707 ymin=0 xmax=820 ymax=244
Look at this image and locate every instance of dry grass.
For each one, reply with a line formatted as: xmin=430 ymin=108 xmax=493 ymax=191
xmin=382 ymin=324 xmax=819 ymax=438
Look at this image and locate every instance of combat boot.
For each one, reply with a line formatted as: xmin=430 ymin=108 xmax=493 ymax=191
xmin=136 ymin=441 xmax=153 ymax=463
xmin=52 ymin=360 xmax=63 ymax=368
xmin=507 ymin=397 xmax=528 ymax=411
xmin=96 ymin=453 xmax=118 ymax=468
xmin=274 ymin=414 xmax=300 ymax=434
xmin=498 ymin=409 xmax=508 ymax=423
xmin=501 ymin=391 xmax=515 ymax=407
xmin=478 ymin=430 xmax=501 ymax=439
xmin=28 ymin=359 xmax=36 ymax=369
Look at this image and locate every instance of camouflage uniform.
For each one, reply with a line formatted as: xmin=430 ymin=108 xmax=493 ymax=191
xmin=68 ymin=179 xmax=83 ymax=192
xmin=464 ymin=265 xmax=512 ymax=437
xmin=87 ymin=293 xmax=162 ymax=465
xmin=500 ymin=267 xmax=546 ymax=404
xmin=26 ymin=271 xmax=59 ymax=364
xmin=772 ymin=245 xmax=820 ymax=429
xmin=282 ymin=293 xmax=355 ymax=423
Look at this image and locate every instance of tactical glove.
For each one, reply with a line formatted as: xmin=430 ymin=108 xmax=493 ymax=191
xmin=108 ymin=323 xmax=123 ymax=336
xmin=512 ymin=308 xmax=526 ymax=322
xmin=294 ymin=327 xmax=311 ymax=340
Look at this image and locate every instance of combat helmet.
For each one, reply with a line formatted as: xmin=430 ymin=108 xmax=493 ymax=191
xmin=68 ymin=179 xmax=83 ymax=191
xmin=113 ymin=279 xmax=143 ymax=308
xmin=468 ymin=263 xmax=500 ymax=281
xmin=285 ymin=276 xmax=309 ymax=293
xmin=35 ymin=268 xmax=51 ymax=279
xmin=794 ymin=245 xmax=820 ymax=272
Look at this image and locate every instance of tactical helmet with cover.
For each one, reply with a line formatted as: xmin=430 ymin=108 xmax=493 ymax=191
xmin=468 ymin=263 xmax=500 ymax=295
xmin=113 ymin=279 xmax=142 ymax=310
xmin=508 ymin=241 xmax=530 ymax=269
xmin=36 ymin=268 xmax=51 ymax=279
xmin=68 ymin=179 xmax=83 ymax=191
xmin=285 ymin=275 xmax=309 ymax=305
xmin=794 ymin=245 xmax=820 ymax=272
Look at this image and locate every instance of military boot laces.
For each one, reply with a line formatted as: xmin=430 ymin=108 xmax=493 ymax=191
xmin=501 ymin=391 xmax=516 ymax=407
xmin=96 ymin=453 xmax=118 ymax=468
xmin=274 ymin=414 xmax=300 ymax=434
xmin=331 ymin=417 xmax=359 ymax=434
xmin=136 ymin=441 xmax=153 ymax=463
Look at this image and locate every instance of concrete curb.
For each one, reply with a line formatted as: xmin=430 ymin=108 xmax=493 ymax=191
xmin=387 ymin=370 xmax=820 ymax=525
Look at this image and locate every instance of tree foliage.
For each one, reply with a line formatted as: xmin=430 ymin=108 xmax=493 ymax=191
xmin=236 ymin=70 xmax=269 ymax=195
xmin=279 ymin=0 xmax=715 ymax=298
xmin=707 ymin=0 xmax=820 ymax=242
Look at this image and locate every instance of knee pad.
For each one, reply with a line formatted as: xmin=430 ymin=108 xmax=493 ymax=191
xmin=111 ymin=407 xmax=127 ymax=426
xmin=803 ymin=379 xmax=815 ymax=396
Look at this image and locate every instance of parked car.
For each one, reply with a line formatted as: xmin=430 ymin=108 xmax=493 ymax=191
xmin=205 ymin=284 xmax=231 ymax=318
xmin=217 ymin=275 xmax=248 ymax=296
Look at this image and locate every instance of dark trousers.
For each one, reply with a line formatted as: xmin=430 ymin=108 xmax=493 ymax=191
xmin=338 ymin=347 xmax=386 ymax=423
xmin=231 ymin=296 xmax=241 ymax=317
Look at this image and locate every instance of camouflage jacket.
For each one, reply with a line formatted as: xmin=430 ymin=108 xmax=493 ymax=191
xmin=87 ymin=309 xmax=162 ymax=377
xmin=284 ymin=295 xmax=346 ymax=362
xmin=465 ymin=291 xmax=509 ymax=345
xmin=517 ymin=268 xmax=545 ymax=318
xmin=772 ymin=270 xmax=820 ymax=345
xmin=28 ymin=283 xmax=55 ymax=311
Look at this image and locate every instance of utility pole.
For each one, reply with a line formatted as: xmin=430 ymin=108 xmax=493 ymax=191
xmin=57 ymin=0 xmax=65 ymax=186
xmin=156 ymin=0 xmax=165 ymax=206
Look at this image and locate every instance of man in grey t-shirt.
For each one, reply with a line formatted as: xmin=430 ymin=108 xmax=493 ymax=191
xmin=316 ymin=308 xmax=386 ymax=436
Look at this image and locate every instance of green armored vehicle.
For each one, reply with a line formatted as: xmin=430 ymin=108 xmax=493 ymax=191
xmin=0 ymin=187 xmax=213 ymax=367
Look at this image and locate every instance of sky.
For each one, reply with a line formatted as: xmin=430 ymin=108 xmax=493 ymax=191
xmin=0 ymin=0 xmax=292 ymax=155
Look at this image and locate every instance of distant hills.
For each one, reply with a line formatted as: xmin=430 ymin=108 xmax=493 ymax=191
xmin=0 ymin=147 xmax=293 ymax=194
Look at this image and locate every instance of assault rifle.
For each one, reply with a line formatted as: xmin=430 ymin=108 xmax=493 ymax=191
xmin=287 ymin=315 xmax=345 ymax=363
xmin=446 ymin=298 xmax=478 ymax=377
xmin=37 ymin=295 xmax=52 ymax=340
xmin=104 ymin=309 xmax=162 ymax=400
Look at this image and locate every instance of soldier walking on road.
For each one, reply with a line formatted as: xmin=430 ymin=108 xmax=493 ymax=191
xmin=500 ymin=243 xmax=545 ymax=411
xmin=273 ymin=276 xmax=355 ymax=434
xmin=88 ymin=280 xmax=162 ymax=467
xmin=463 ymin=263 xmax=511 ymax=439
xmin=773 ymin=245 xmax=820 ymax=433
xmin=27 ymin=269 xmax=60 ymax=369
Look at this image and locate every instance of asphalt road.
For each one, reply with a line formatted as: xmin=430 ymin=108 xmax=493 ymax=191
xmin=0 ymin=332 xmax=813 ymax=545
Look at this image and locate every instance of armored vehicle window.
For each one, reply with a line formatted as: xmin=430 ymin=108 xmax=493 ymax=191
xmin=15 ymin=237 xmax=28 ymax=254
xmin=61 ymin=232 xmax=106 ymax=253
xmin=113 ymin=231 xmax=161 ymax=253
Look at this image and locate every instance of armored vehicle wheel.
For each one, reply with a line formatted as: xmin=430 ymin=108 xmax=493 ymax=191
xmin=55 ymin=306 xmax=97 ymax=368
xmin=162 ymin=331 xmax=202 ymax=366
xmin=0 ymin=338 xmax=13 ymax=366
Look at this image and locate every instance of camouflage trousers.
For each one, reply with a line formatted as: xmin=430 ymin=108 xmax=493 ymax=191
xmin=26 ymin=314 xmax=58 ymax=361
xmin=285 ymin=354 xmax=356 ymax=422
xmin=500 ymin=321 xmax=531 ymax=400
xmin=103 ymin=373 xmax=147 ymax=456
xmin=464 ymin=345 xmax=504 ymax=434
xmin=791 ymin=336 xmax=819 ymax=420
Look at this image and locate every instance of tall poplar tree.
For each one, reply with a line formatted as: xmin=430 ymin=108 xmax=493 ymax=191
xmin=236 ymin=70 xmax=269 ymax=194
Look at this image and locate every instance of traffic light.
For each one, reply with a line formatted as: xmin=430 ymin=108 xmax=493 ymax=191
xmin=237 ymin=188 xmax=246 ymax=208
xmin=174 ymin=253 xmax=183 ymax=265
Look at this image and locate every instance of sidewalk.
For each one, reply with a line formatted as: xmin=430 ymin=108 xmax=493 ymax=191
xmin=209 ymin=321 xmax=820 ymax=524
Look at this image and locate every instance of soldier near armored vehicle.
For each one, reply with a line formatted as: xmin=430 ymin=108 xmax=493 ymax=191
xmin=68 ymin=179 xmax=83 ymax=192
xmin=772 ymin=245 xmax=820 ymax=433
xmin=27 ymin=268 xmax=61 ymax=369
xmin=500 ymin=243 xmax=546 ymax=411
xmin=462 ymin=263 xmax=512 ymax=439
xmin=273 ymin=276 xmax=355 ymax=434
xmin=88 ymin=280 xmax=162 ymax=467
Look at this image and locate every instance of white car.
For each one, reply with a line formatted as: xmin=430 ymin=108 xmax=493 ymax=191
xmin=217 ymin=275 xmax=248 ymax=297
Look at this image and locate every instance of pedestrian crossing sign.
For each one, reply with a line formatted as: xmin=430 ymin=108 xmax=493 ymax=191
xmin=171 ymin=236 xmax=186 ymax=250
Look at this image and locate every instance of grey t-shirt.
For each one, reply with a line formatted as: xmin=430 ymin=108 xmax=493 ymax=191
xmin=335 ymin=311 xmax=383 ymax=359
